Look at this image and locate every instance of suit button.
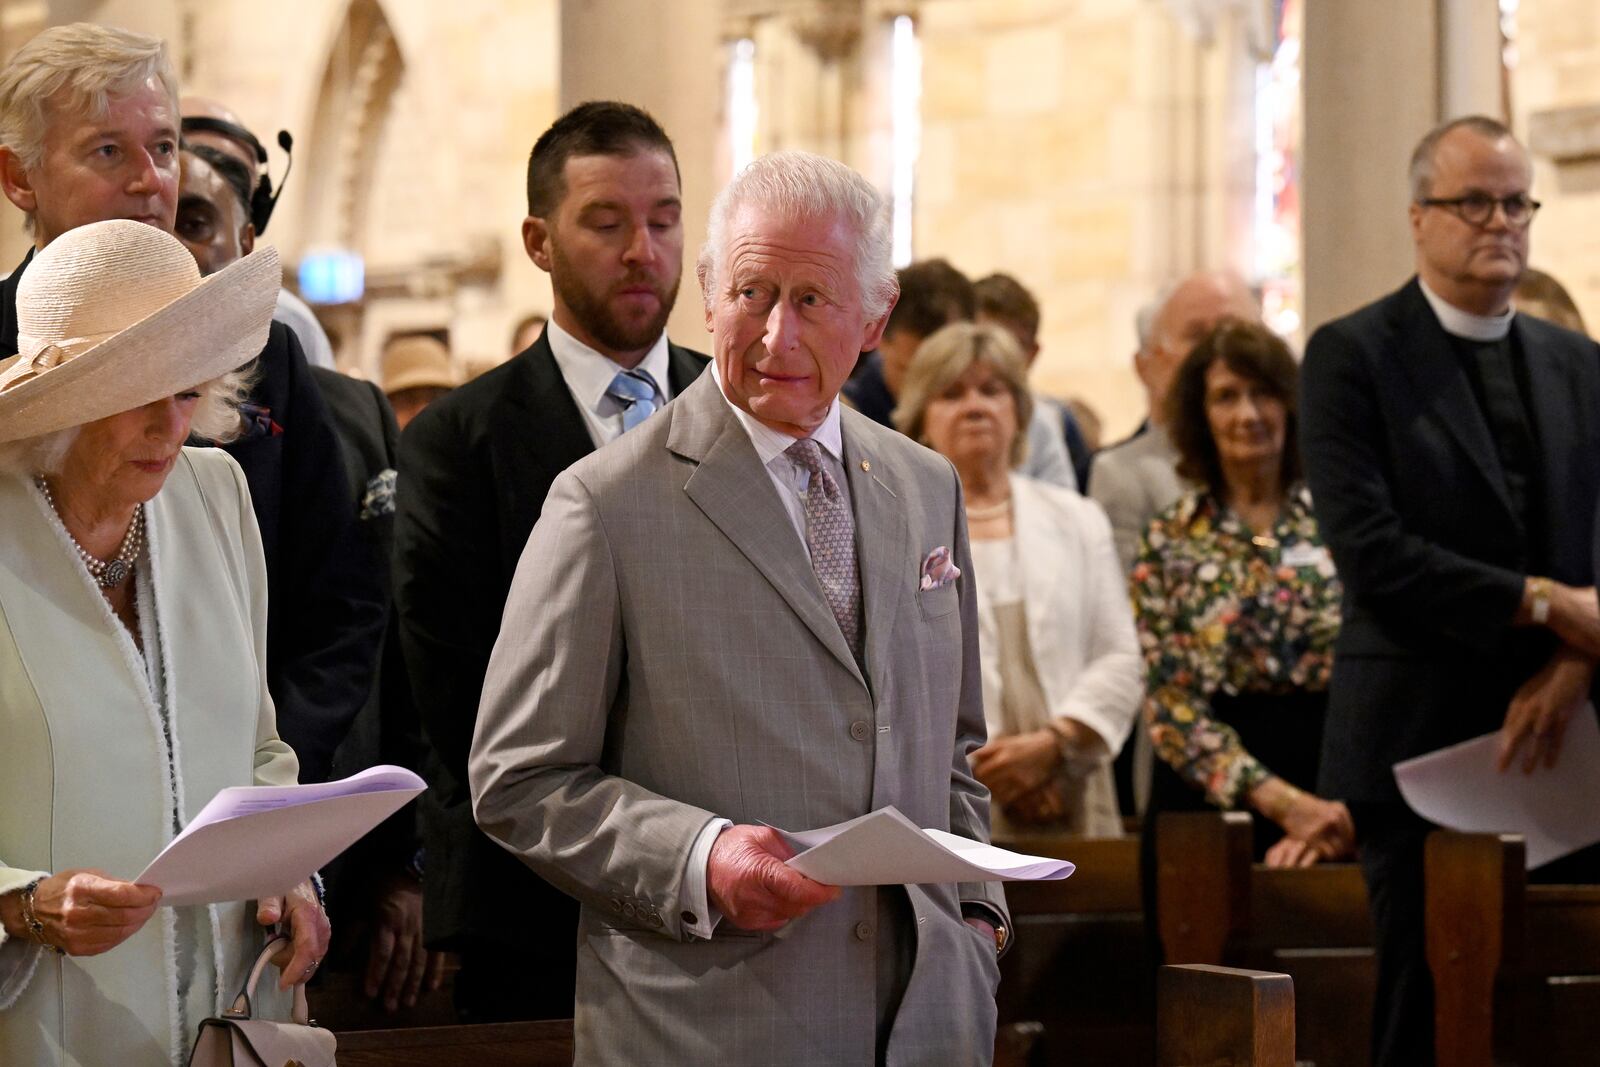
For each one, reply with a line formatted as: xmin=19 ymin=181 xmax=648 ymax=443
xmin=850 ymin=720 xmax=869 ymax=741
xmin=649 ymin=912 xmax=664 ymax=928
xmin=622 ymin=902 xmax=636 ymax=919
xmin=854 ymin=921 xmax=872 ymax=942
xmin=610 ymin=897 xmax=624 ymax=914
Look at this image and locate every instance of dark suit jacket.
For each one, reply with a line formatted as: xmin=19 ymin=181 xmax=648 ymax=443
xmin=1 ymin=250 xmax=33 ymax=356
xmin=222 ymin=324 xmax=387 ymax=784
xmin=842 ymin=350 xmax=895 ymax=426
xmin=312 ymin=369 xmax=426 ymax=903
xmin=1301 ymin=277 xmax=1600 ymax=805
xmin=394 ymin=330 xmax=709 ymax=955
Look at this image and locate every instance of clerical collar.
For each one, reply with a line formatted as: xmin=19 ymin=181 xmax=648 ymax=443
xmin=1419 ymin=277 xmax=1514 ymax=342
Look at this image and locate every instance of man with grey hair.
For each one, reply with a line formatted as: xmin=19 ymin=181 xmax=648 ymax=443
xmin=1302 ymin=114 xmax=1600 ymax=1067
xmin=0 ymin=22 xmax=180 ymax=352
xmin=0 ymin=22 xmax=384 ymax=787
xmin=470 ymin=149 xmax=1007 ymax=1064
xmin=1089 ymin=270 xmax=1259 ymax=571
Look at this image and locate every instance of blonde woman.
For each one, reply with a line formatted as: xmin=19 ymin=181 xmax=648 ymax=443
xmin=896 ymin=323 xmax=1142 ymax=837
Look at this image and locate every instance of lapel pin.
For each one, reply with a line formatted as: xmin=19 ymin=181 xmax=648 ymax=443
xmin=860 ymin=460 xmax=871 ymax=472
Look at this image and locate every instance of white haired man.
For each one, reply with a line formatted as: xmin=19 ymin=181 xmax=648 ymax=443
xmin=1089 ymin=270 xmax=1260 ymax=571
xmin=0 ymin=23 xmax=384 ymax=785
xmin=469 ymin=150 xmax=1007 ymax=1065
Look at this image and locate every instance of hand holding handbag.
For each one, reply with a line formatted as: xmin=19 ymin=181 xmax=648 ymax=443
xmin=187 ymin=936 xmax=337 ymax=1067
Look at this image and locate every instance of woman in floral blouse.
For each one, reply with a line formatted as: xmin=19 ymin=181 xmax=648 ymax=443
xmin=1133 ymin=319 xmax=1355 ymax=871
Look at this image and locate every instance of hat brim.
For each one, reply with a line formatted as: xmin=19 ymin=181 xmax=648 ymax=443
xmin=384 ymin=368 xmax=457 ymax=394
xmin=0 ymin=245 xmax=281 ymax=445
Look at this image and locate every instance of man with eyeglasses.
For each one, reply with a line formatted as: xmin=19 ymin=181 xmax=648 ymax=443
xmin=1300 ymin=115 xmax=1600 ymax=1067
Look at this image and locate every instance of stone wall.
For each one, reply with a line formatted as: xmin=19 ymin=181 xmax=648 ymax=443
xmin=1513 ymin=0 xmax=1600 ymax=333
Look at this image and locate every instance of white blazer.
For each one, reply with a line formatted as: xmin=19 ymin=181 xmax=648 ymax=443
xmin=974 ymin=474 xmax=1143 ymax=771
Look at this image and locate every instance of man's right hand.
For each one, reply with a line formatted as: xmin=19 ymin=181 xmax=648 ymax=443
xmin=0 ymin=869 xmax=161 ymax=956
xmin=707 ymin=825 xmax=841 ymax=932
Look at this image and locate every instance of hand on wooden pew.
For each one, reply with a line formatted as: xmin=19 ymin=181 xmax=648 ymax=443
xmin=1251 ymin=778 xmax=1355 ymax=864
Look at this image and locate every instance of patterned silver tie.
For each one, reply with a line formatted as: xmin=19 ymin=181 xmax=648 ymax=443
xmin=785 ymin=438 xmax=863 ymax=660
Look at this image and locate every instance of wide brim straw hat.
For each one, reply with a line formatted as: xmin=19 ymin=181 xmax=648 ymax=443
xmin=0 ymin=218 xmax=279 ymax=444
xmin=381 ymin=335 xmax=457 ymax=393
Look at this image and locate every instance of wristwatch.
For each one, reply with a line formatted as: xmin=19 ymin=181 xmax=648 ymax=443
xmin=1529 ymin=576 xmax=1553 ymax=625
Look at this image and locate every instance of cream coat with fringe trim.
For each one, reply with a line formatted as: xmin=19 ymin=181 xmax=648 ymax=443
xmin=0 ymin=446 xmax=299 ymax=1066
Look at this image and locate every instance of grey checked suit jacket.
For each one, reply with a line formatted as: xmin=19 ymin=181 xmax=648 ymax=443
xmin=470 ymin=369 xmax=1007 ymax=1066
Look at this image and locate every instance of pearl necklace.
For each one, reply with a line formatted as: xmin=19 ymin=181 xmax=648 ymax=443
xmin=965 ymin=496 xmax=1013 ymax=522
xmin=34 ymin=476 xmax=144 ymax=589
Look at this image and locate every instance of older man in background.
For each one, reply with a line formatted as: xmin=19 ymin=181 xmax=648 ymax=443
xmin=470 ymin=150 xmax=1006 ymax=1065
xmin=0 ymin=22 xmax=382 ymax=786
xmin=1089 ymin=270 xmax=1259 ymax=570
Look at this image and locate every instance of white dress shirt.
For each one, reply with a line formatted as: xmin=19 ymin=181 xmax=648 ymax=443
xmin=679 ymin=375 xmax=851 ymax=940
xmin=546 ymin=317 xmax=673 ymax=446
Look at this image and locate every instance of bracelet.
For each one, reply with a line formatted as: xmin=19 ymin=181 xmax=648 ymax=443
xmin=19 ymin=879 xmax=62 ymax=955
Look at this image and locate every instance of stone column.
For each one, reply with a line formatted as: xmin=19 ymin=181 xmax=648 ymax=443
xmin=560 ymin=0 xmax=721 ymax=353
xmin=1301 ymin=0 xmax=1440 ymax=331
xmin=1439 ymin=0 xmax=1505 ymax=121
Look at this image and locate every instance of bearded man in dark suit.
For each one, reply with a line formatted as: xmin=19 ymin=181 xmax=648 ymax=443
xmin=393 ymin=100 xmax=708 ymax=1022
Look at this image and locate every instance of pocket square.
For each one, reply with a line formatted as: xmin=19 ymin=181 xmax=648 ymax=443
xmin=919 ymin=546 xmax=961 ymax=590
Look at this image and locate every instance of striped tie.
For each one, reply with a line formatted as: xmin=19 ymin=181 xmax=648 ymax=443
xmin=606 ymin=369 xmax=659 ymax=432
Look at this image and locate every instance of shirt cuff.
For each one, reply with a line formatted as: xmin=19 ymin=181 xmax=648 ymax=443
xmin=682 ymin=818 xmax=732 ymax=940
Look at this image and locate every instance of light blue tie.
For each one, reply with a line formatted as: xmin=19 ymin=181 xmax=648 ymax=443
xmin=606 ymin=369 xmax=660 ymax=432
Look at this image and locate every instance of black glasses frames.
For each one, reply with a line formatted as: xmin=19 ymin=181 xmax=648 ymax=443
xmin=1416 ymin=193 xmax=1542 ymax=228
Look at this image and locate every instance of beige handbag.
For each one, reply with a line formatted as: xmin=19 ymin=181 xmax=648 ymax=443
xmin=187 ymin=936 xmax=337 ymax=1067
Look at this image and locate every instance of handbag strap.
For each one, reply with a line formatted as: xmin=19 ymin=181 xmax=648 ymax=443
xmin=224 ymin=935 xmax=311 ymax=1025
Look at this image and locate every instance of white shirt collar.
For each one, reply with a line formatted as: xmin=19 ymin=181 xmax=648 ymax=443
xmin=712 ymin=364 xmax=844 ymax=468
xmin=1419 ymin=277 xmax=1515 ymax=342
xmin=545 ymin=316 xmax=672 ymax=414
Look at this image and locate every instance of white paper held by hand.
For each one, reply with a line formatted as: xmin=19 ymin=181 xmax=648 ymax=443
xmin=782 ymin=806 xmax=1074 ymax=885
xmin=1393 ymin=704 xmax=1600 ymax=869
xmin=135 ymin=765 xmax=425 ymax=906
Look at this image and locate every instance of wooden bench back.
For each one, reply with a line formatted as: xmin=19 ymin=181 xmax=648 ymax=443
xmin=1155 ymin=812 xmax=1374 ymax=1067
xmin=1426 ymin=831 xmax=1600 ymax=1067
xmin=334 ymin=1020 xmax=574 ymax=1066
xmin=995 ymin=832 xmax=1150 ymax=1065
xmin=1157 ymin=964 xmax=1296 ymax=1067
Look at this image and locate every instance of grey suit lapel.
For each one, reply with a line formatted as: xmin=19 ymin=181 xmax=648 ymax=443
xmin=840 ymin=412 xmax=912 ymax=700
xmin=669 ymin=376 xmax=867 ymax=686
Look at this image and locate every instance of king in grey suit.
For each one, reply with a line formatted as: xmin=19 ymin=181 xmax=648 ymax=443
xmin=470 ymin=151 xmax=1006 ymax=1066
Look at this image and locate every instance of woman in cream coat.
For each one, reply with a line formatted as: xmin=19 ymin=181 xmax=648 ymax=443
xmin=0 ymin=222 xmax=330 ymax=1066
xmin=896 ymin=323 xmax=1143 ymax=838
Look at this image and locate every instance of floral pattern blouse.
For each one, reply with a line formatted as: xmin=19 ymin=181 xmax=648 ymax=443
xmin=1130 ymin=483 xmax=1342 ymax=808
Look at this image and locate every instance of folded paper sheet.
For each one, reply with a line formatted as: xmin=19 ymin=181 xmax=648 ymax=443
xmin=782 ymin=806 xmax=1075 ymax=885
xmin=1393 ymin=705 xmax=1600 ymax=869
xmin=135 ymin=765 xmax=426 ymax=906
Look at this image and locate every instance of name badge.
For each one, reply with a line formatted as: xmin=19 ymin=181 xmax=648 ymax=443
xmin=1281 ymin=542 xmax=1330 ymax=570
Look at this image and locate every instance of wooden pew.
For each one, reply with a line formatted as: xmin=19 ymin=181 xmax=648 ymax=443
xmin=1426 ymin=831 xmax=1600 ymax=1067
xmin=1155 ymin=811 xmax=1374 ymax=1067
xmin=1157 ymin=964 xmax=1295 ymax=1067
xmin=335 ymin=1020 xmax=574 ymax=1066
xmin=994 ymin=832 xmax=1152 ymax=1066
